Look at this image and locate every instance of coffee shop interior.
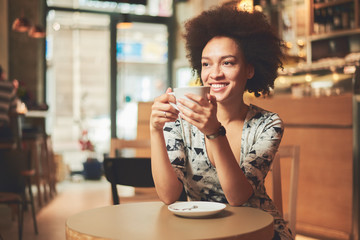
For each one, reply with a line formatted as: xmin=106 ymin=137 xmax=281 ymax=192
xmin=0 ymin=0 xmax=359 ymax=239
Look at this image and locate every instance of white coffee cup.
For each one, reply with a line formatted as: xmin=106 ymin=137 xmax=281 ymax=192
xmin=169 ymin=86 xmax=210 ymax=110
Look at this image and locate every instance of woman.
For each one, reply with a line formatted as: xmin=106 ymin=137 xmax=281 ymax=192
xmin=150 ymin=3 xmax=292 ymax=240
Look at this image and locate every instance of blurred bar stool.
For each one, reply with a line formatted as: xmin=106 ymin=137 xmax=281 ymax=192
xmin=44 ymin=135 xmax=57 ymax=197
xmin=21 ymin=130 xmax=47 ymax=207
xmin=0 ymin=192 xmax=24 ymax=240
xmin=0 ymin=150 xmax=39 ymax=240
xmin=0 ymin=114 xmax=39 ymax=239
xmin=21 ymin=111 xmax=57 ymax=206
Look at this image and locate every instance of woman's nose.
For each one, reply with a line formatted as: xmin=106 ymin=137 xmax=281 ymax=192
xmin=209 ymin=65 xmax=223 ymax=78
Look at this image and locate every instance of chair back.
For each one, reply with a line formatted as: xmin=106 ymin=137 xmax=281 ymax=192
xmin=103 ymin=157 xmax=155 ymax=204
xmin=0 ymin=113 xmax=23 ymax=150
xmin=270 ymin=145 xmax=300 ymax=236
xmin=0 ymin=150 xmax=28 ymax=193
xmin=109 ymin=138 xmax=151 ymax=158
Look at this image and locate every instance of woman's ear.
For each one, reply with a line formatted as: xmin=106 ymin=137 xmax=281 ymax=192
xmin=247 ymin=64 xmax=255 ymax=79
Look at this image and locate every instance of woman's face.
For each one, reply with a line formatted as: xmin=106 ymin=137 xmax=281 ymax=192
xmin=201 ymin=36 xmax=254 ymax=104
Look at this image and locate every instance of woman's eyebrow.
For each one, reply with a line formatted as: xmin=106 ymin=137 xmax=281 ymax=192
xmin=201 ymin=55 xmax=237 ymax=60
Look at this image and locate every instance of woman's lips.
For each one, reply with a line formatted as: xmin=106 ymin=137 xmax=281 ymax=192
xmin=210 ymin=83 xmax=228 ymax=92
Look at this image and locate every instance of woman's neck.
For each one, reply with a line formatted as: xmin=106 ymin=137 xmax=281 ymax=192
xmin=217 ymin=100 xmax=249 ymax=125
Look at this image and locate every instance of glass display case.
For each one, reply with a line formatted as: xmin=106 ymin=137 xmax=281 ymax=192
xmin=274 ymin=59 xmax=357 ymax=98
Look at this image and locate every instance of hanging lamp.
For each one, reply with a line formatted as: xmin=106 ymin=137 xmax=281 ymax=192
xmin=28 ymin=24 xmax=46 ymax=38
xmin=12 ymin=16 xmax=31 ymax=32
xmin=117 ymin=14 xmax=133 ymax=29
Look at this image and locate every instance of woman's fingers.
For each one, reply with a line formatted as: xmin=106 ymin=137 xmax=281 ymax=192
xmin=150 ymin=91 xmax=179 ymax=131
xmin=176 ymin=93 xmax=219 ymax=134
xmin=177 ymin=93 xmax=212 ymax=117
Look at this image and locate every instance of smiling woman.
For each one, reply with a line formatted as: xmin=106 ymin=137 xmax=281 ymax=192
xmin=184 ymin=6 xmax=283 ymax=98
xmin=200 ymin=36 xmax=254 ymax=104
xmin=150 ymin=2 xmax=292 ymax=240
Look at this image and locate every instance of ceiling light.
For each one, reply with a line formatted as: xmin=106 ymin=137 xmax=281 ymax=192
xmin=28 ymin=25 xmax=46 ymax=38
xmin=117 ymin=14 xmax=132 ymax=29
xmin=12 ymin=17 xmax=31 ymax=32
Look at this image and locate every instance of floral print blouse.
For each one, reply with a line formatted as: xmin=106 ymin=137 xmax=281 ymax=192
xmin=163 ymin=104 xmax=293 ymax=240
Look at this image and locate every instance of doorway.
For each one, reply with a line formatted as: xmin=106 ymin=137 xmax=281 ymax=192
xmin=115 ymin=21 xmax=169 ymax=139
xmin=46 ymin=10 xmax=111 ymax=171
xmin=46 ymin=10 xmax=172 ymax=172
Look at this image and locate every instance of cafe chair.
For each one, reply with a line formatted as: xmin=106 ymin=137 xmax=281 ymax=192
xmin=103 ymin=157 xmax=155 ymax=204
xmin=0 ymin=149 xmax=39 ymax=240
xmin=107 ymin=138 xmax=187 ymax=203
xmin=0 ymin=193 xmax=23 ymax=240
xmin=270 ymin=145 xmax=300 ymax=237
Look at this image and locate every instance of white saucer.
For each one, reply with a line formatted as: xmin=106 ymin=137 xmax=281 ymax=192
xmin=168 ymin=201 xmax=226 ymax=218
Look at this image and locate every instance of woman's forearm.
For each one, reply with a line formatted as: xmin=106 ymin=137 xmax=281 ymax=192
xmin=207 ymin=136 xmax=253 ymax=206
xmin=150 ymin=128 xmax=183 ymax=204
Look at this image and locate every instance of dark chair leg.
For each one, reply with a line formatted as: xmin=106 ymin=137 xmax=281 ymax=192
xmin=18 ymin=201 xmax=23 ymax=240
xmin=111 ymin=183 xmax=119 ymax=205
xmin=27 ymin=177 xmax=38 ymax=234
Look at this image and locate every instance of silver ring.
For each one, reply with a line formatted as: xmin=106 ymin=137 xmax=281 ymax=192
xmin=164 ymin=111 xmax=167 ymax=118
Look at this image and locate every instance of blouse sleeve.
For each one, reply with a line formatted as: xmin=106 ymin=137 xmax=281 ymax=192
xmin=163 ymin=119 xmax=187 ymax=181
xmin=241 ymin=113 xmax=284 ymax=191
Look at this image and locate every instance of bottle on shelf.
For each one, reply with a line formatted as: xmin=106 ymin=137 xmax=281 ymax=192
xmin=341 ymin=4 xmax=349 ymax=29
xmin=314 ymin=9 xmax=321 ymax=34
xmin=333 ymin=6 xmax=342 ymax=31
xmin=326 ymin=7 xmax=334 ymax=32
xmin=349 ymin=10 xmax=355 ymax=29
xmin=319 ymin=8 xmax=327 ymax=33
xmin=312 ymin=0 xmax=357 ymax=34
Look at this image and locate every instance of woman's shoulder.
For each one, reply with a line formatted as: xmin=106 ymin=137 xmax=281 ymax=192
xmin=246 ymin=104 xmax=283 ymax=125
xmin=248 ymin=104 xmax=280 ymax=117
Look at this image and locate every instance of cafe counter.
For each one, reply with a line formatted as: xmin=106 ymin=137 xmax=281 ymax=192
xmin=249 ymin=93 xmax=353 ymax=240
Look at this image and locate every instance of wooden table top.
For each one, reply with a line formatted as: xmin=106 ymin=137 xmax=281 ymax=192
xmin=66 ymin=201 xmax=274 ymax=240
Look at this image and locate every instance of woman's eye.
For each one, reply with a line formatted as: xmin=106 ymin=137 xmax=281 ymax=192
xmin=224 ymin=61 xmax=233 ymax=65
xmin=202 ymin=62 xmax=209 ymax=67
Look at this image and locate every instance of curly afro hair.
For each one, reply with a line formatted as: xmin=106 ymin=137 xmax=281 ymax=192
xmin=183 ymin=3 xmax=284 ymax=97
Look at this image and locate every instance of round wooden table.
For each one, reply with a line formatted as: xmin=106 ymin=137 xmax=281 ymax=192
xmin=66 ymin=201 xmax=274 ymax=240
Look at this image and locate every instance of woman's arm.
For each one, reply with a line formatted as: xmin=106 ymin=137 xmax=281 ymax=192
xmin=176 ymin=94 xmax=253 ymax=206
xmin=150 ymin=88 xmax=183 ymax=204
xmin=205 ymin=135 xmax=254 ymax=206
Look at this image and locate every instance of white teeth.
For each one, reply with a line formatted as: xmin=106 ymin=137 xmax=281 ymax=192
xmin=211 ymin=84 xmax=227 ymax=88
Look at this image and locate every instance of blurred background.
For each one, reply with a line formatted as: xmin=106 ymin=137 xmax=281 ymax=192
xmin=0 ymin=0 xmax=360 ymax=239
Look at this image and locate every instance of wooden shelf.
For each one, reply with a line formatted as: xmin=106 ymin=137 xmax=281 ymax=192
xmin=309 ymin=0 xmax=360 ymax=60
xmin=310 ymin=28 xmax=360 ymax=41
xmin=314 ymin=0 xmax=353 ymax=9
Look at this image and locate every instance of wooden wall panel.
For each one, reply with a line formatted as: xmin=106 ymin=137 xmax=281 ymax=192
xmin=283 ymin=128 xmax=352 ymax=239
xmin=253 ymin=94 xmax=353 ymax=240
xmin=247 ymin=93 xmax=352 ymax=126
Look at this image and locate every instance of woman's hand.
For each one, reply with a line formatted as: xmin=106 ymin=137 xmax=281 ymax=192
xmin=150 ymin=88 xmax=184 ymax=204
xmin=150 ymin=88 xmax=179 ymax=131
xmin=177 ymin=93 xmax=221 ymax=136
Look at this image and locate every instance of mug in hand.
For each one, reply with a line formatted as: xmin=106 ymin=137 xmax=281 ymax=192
xmin=170 ymin=86 xmax=210 ymax=110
